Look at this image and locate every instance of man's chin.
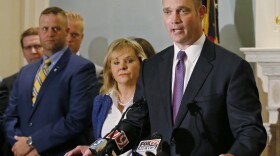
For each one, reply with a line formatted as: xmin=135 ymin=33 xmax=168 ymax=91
xmin=170 ymin=34 xmax=185 ymax=42
xmin=44 ymin=45 xmax=54 ymax=51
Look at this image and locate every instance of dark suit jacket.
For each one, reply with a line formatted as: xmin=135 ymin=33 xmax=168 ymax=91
xmin=0 ymin=73 xmax=17 ymax=122
xmin=119 ymin=39 xmax=267 ymax=156
xmin=0 ymin=73 xmax=17 ymax=155
xmin=4 ymin=48 xmax=99 ymax=155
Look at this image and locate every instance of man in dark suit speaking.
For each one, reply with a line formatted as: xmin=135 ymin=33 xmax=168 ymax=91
xmin=112 ymin=0 xmax=267 ymax=155
xmin=66 ymin=0 xmax=267 ymax=156
xmin=4 ymin=6 xmax=99 ymax=156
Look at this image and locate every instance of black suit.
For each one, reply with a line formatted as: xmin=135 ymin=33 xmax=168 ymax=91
xmin=118 ymin=39 xmax=267 ymax=156
xmin=0 ymin=73 xmax=17 ymax=156
xmin=0 ymin=73 xmax=17 ymax=119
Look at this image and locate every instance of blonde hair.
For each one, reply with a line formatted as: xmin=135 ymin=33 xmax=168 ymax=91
xmin=100 ymin=38 xmax=147 ymax=95
xmin=66 ymin=11 xmax=84 ymax=32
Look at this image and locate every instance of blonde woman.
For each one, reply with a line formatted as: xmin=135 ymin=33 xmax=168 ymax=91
xmin=65 ymin=38 xmax=147 ymax=156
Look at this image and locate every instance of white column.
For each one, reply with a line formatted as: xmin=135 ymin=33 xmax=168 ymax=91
xmin=21 ymin=0 xmax=49 ymax=65
xmin=22 ymin=0 xmax=49 ymax=29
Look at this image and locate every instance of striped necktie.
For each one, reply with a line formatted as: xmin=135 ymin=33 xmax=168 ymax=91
xmin=173 ymin=51 xmax=186 ymax=123
xmin=32 ymin=58 xmax=51 ymax=104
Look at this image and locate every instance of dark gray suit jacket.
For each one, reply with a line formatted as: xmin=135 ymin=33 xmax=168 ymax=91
xmin=118 ymin=39 xmax=267 ymax=156
xmin=0 ymin=73 xmax=17 ymax=156
xmin=0 ymin=73 xmax=17 ymax=122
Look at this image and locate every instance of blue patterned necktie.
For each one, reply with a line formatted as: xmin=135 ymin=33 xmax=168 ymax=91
xmin=173 ymin=51 xmax=186 ymax=123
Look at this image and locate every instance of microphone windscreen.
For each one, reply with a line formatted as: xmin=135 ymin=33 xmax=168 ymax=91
xmin=151 ymin=132 xmax=162 ymax=139
xmin=88 ymin=138 xmax=108 ymax=154
xmin=156 ymin=152 xmax=170 ymax=156
xmin=146 ymin=151 xmax=156 ymax=156
xmin=136 ymin=139 xmax=161 ymax=156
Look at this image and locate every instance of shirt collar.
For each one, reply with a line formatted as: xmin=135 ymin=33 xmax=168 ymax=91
xmin=173 ymin=34 xmax=206 ymax=63
xmin=109 ymin=90 xmax=118 ymax=107
xmin=42 ymin=46 xmax=68 ymax=66
xmin=76 ymin=51 xmax=81 ymax=56
xmin=109 ymin=89 xmax=133 ymax=109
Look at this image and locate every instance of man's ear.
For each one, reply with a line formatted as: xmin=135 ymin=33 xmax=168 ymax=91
xmin=198 ymin=5 xmax=206 ymax=20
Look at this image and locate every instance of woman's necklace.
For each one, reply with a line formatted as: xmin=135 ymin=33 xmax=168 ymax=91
xmin=118 ymin=96 xmax=133 ymax=106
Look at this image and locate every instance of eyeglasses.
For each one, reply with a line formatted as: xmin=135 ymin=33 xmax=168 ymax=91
xmin=23 ymin=45 xmax=42 ymax=50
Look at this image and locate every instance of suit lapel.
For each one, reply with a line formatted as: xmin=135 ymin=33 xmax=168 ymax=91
xmin=30 ymin=49 xmax=71 ymax=113
xmin=26 ymin=60 xmax=42 ymax=105
xmin=158 ymin=46 xmax=174 ymax=128
xmin=174 ymin=39 xmax=215 ymax=128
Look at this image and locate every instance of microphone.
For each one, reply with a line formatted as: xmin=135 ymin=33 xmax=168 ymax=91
xmin=91 ymin=97 xmax=146 ymax=155
xmin=105 ymin=130 xmax=129 ymax=151
xmin=186 ymin=101 xmax=199 ymax=116
xmin=113 ymin=97 xmax=146 ymax=131
xmin=155 ymin=152 xmax=170 ymax=156
xmin=88 ymin=138 xmax=114 ymax=155
xmin=136 ymin=133 xmax=162 ymax=156
xmin=92 ymin=130 xmax=129 ymax=156
xmin=146 ymin=151 xmax=156 ymax=156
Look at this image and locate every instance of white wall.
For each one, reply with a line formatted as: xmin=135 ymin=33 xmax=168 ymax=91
xmin=219 ymin=0 xmax=255 ymax=57
xmin=50 ymin=0 xmax=171 ymax=66
xmin=0 ymin=0 xmax=256 ymax=77
xmin=0 ymin=0 xmax=48 ymax=78
xmin=0 ymin=0 xmax=22 ymax=78
xmin=50 ymin=0 xmax=256 ymax=66
xmin=256 ymin=0 xmax=280 ymax=47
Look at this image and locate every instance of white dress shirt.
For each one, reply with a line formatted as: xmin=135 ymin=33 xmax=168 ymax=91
xmin=171 ymin=34 xmax=206 ymax=96
xmin=101 ymin=90 xmax=133 ymax=156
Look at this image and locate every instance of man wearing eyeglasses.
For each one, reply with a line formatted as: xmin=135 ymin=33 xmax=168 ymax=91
xmin=21 ymin=29 xmax=43 ymax=64
xmin=0 ymin=27 xmax=43 ymax=156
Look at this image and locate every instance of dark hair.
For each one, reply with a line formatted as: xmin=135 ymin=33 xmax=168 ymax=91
xmin=162 ymin=0 xmax=202 ymax=10
xmin=130 ymin=38 xmax=156 ymax=58
xmin=20 ymin=27 xmax=39 ymax=49
xmin=41 ymin=6 xmax=66 ymax=16
xmin=40 ymin=6 xmax=67 ymax=26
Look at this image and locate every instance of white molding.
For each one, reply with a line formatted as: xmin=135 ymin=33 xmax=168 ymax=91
xmin=240 ymin=47 xmax=280 ymax=63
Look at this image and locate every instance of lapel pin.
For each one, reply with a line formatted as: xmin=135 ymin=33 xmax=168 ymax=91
xmin=54 ymin=66 xmax=60 ymax=72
